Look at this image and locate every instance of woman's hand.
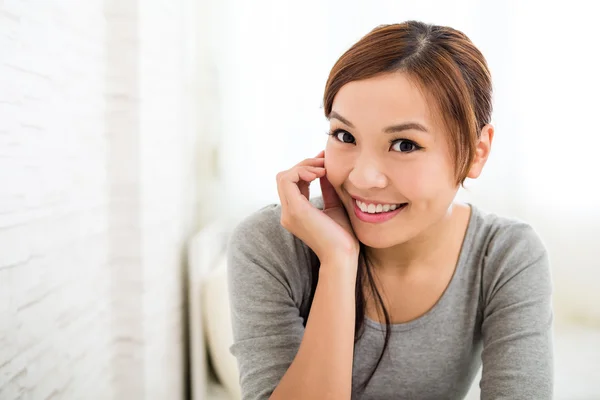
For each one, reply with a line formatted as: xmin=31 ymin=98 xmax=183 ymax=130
xmin=276 ymin=151 xmax=359 ymax=265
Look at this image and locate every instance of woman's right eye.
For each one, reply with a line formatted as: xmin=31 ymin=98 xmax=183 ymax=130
xmin=332 ymin=130 xmax=355 ymax=144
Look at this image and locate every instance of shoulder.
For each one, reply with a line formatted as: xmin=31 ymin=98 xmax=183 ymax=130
xmin=470 ymin=206 xmax=547 ymax=263
xmin=227 ymin=198 xmax=323 ymax=301
xmin=468 ymin=206 xmax=551 ymax=302
xmin=229 ymin=203 xmax=287 ymax=252
xmin=229 ymin=196 xmax=323 ymax=256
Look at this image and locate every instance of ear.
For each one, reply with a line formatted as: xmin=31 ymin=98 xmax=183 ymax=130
xmin=467 ymin=124 xmax=494 ymax=179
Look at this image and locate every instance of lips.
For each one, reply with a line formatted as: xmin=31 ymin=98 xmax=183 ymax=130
xmin=351 ymin=193 xmax=403 ymax=204
xmin=352 ymin=198 xmax=408 ymax=223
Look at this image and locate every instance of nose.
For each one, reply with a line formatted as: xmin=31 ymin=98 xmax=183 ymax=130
xmin=347 ymin=154 xmax=388 ymax=190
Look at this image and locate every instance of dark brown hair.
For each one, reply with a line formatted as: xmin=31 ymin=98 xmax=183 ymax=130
xmin=321 ymin=20 xmax=493 ymax=393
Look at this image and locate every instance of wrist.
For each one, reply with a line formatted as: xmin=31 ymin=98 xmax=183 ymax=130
xmin=319 ymin=251 xmax=359 ymax=271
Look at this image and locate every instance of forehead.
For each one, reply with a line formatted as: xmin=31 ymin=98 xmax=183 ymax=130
xmin=331 ymin=72 xmax=436 ymax=129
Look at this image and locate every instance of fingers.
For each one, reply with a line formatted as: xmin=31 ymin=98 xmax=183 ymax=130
xmin=276 ymin=166 xmax=326 ymax=210
xmin=278 ymin=166 xmax=325 ymax=185
xmin=297 ymin=153 xmax=325 ymax=168
xmin=302 ymin=166 xmax=327 ymax=181
xmin=298 ymin=166 xmax=326 ymax=182
xmin=277 ymin=151 xmax=327 ymax=214
xmin=320 ymin=173 xmax=342 ymax=210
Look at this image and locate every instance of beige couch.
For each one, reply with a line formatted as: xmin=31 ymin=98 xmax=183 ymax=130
xmin=187 ymin=221 xmax=240 ymax=400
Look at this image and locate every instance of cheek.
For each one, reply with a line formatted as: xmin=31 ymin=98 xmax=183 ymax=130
xmin=398 ymin=157 xmax=456 ymax=197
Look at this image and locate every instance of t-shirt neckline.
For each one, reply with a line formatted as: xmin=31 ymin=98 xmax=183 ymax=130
xmin=363 ymin=203 xmax=478 ymax=332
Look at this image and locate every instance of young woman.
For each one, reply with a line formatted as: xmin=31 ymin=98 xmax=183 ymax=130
xmin=227 ymin=21 xmax=553 ymax=400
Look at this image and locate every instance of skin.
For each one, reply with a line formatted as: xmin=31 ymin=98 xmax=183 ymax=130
xmin=323 ymin=71 xmax=494 ymax=322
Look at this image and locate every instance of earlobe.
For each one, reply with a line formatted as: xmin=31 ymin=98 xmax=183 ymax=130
xmin=467 ymin=124 xmax=494 ymax=179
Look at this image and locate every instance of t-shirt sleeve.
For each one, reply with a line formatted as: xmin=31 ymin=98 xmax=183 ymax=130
xmin=480 ymin=222 xmax=554 ymax=399
xmin=226 ymin=205 xmax=310 ymax=400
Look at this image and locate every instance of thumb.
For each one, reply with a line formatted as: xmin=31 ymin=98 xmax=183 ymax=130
xmin=319 ymin=174 xmax=342 ymax=210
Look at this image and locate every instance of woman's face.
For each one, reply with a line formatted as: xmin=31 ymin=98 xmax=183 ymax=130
xmin=325 ymin=72 xmax=460 ymax=249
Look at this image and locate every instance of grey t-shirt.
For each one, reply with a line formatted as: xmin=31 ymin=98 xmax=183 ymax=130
xmin=227 ymin=198 xmax=554 ymax=399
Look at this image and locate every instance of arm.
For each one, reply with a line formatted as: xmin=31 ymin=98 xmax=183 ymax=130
xmin=227 ymin=209 xmax=357 ymax=400
xmin=271 ymin=260 xmax=357 ymax=400
xmin=480 ymin=224 xmax=554 ymax=399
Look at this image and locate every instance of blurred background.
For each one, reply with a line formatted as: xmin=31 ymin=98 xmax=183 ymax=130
xmin=1 ymin=0 xmax=599 ymax=399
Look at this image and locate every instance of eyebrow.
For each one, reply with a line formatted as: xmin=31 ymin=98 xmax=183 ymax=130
xmin=329 ymin=111 xmax=429 ymax=134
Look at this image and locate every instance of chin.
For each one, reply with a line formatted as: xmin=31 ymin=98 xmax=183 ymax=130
xmin=353 ymin=225 xmax=410 ymax=249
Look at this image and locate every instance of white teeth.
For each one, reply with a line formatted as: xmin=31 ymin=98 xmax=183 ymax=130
xmin=356 ymin=200 xmax=404 ymax=214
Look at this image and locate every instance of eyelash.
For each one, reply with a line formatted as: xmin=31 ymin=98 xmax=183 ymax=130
xmin=326 ymin=129 xmax=423 ymax=153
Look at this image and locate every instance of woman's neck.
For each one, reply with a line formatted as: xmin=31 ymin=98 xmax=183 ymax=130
xmin=365 ymin=203 xmax=471 ymax=275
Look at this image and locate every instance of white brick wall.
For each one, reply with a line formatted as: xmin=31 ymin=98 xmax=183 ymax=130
xmin=0 ymin=1 xmax=204 ymax=398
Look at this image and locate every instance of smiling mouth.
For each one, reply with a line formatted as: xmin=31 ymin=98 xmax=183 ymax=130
xmin=351 ymin=198 xmax=408 ymax=223
xmin=354 ymin=199 xmax=408 ymax=214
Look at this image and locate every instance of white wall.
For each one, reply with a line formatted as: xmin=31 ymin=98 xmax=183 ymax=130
xmin=0 ymin=1 xmax=207 ymax=398
xmin=213 ymin=0 xmax=600 ymax=324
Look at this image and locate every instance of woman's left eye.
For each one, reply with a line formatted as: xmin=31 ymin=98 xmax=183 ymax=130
xmin=391 ymin=140 xmax=420 ymax=153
